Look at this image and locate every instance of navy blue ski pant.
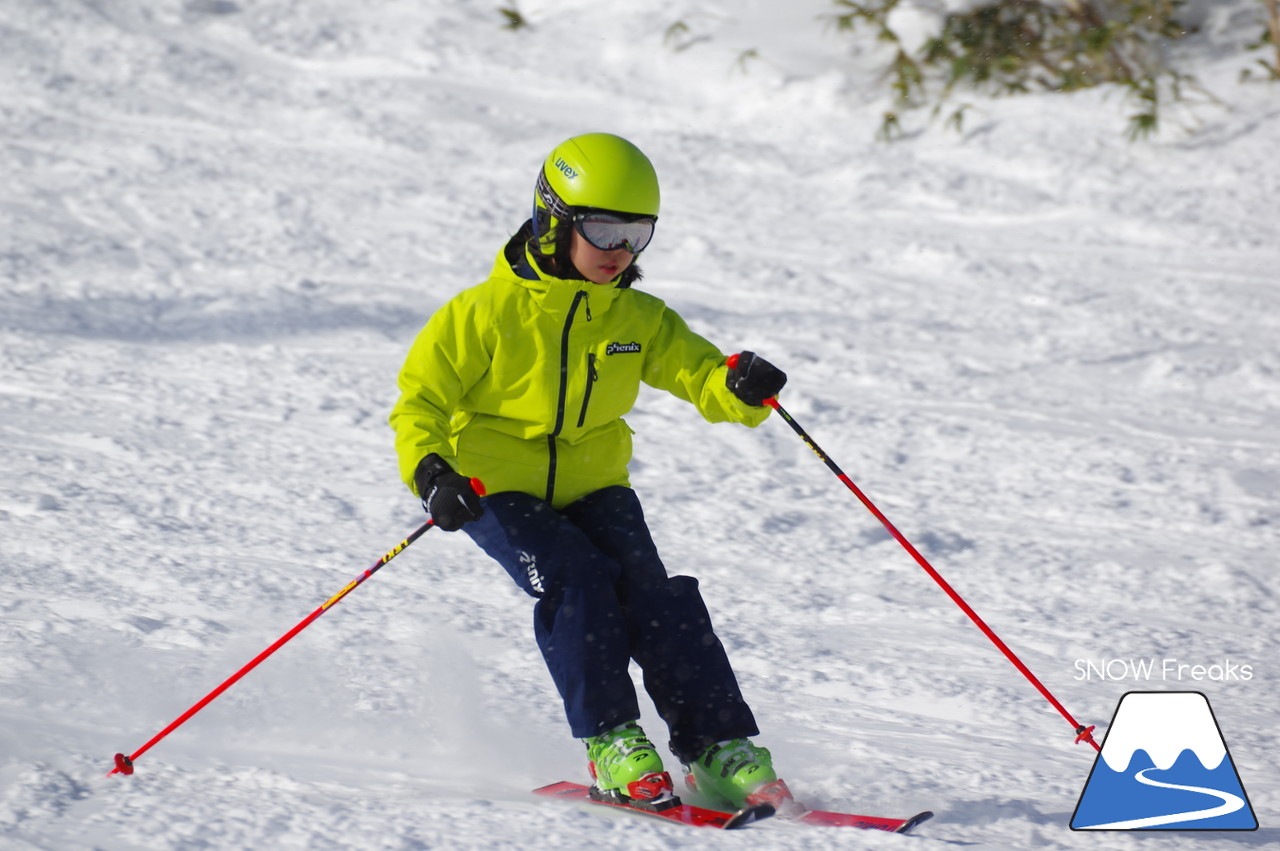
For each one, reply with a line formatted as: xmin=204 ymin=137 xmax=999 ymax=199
xmin=464 ymin=486 xmax=758 ymax=762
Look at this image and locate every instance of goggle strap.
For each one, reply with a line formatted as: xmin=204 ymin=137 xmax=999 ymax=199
xmin=535 ymin=170 xmax=572 ymax=224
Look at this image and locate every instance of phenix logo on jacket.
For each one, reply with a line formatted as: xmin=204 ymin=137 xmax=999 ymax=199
xmin=390 ymin=232 xmax=769 ymax=509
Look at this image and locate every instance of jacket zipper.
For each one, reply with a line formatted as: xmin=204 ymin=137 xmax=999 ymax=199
xmin=546 ymin=290 xmax=586 ymax=504
xmin=576 ymin=352 xmax=598 ymax=429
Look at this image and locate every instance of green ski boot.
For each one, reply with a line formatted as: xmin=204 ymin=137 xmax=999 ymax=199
xmin=583 ymin=722 xmax=674 ymax=804
xmin=683 ymin=738 xmax=800 ymax=814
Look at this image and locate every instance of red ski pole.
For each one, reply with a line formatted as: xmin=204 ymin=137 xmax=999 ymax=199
xmin=753 ymin=385 xmax=1098 ymax=752
xmin=108 ymin=479 xmax=485 ymax=777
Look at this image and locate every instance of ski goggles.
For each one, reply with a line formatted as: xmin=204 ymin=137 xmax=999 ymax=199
xmin=572 ymin=210 xmax=657 ymax=254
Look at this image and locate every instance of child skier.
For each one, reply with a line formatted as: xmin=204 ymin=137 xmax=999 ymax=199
xmin=390 ymin=132 xmax=792 ymax=811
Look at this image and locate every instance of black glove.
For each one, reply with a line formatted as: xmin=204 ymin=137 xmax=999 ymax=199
xmin=414 ymin=454 xmax=484 ymax=531
xmin=726 ymin=351 xmax=786 ymax=406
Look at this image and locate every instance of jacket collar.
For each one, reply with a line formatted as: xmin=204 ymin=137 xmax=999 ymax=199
xmin=489 ymin=225 xmax=624 ymax=319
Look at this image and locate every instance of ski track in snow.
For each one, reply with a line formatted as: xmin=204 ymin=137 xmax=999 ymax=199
xmin=2 ymin=0 xmax=1278 ymax=848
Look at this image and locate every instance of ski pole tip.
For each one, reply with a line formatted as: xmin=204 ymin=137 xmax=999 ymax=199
xmin=111 ymin=753 xmax=135 ymax=776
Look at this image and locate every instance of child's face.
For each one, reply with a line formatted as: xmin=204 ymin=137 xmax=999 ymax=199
xmin=569 ymin=230 xmax=635 ymax=285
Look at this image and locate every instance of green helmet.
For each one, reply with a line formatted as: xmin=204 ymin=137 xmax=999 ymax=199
xmin=532 ymin=133 xmax=660 ymax=255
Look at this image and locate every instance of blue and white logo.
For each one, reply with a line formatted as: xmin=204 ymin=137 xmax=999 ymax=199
xmin=1071 ymin=691 xmax=1257 ymax=830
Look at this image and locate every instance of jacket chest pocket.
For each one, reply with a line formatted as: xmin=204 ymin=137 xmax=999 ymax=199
xmin=570 ymin=344 xmax=645 ymax=432
xmin=575 ymin=352 xmax=599 ymax=429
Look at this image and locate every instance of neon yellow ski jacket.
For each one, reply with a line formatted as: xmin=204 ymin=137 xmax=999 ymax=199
xmin=390 ymin=235 xmax=771 ymax=509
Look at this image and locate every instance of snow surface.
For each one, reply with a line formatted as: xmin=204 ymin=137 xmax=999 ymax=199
xmin=2 ymin=0 xmax=1278 ymax=848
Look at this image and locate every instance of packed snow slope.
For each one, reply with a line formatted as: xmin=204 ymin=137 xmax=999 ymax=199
xmin=2 ymin=1 xmax=1277 ymax=848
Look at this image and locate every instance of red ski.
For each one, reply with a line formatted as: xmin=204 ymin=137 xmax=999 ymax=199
xmin=534 ymin=780 xmax=932 ymax=833
xmin=794 ymin=805 xmax=934 ymax=833
xmin=533 ymin=780 xmax=773 ymax=829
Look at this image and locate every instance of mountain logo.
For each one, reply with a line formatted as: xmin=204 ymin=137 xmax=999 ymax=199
xmin=1071 ymin=691 xmax=1257 ymax=830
